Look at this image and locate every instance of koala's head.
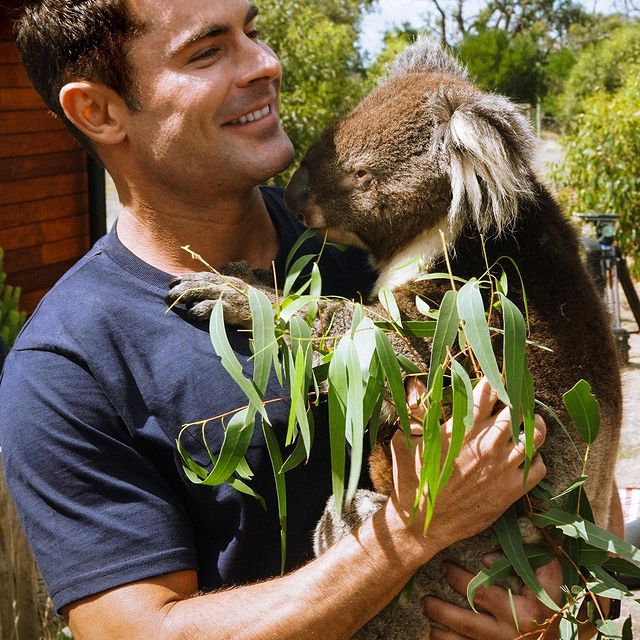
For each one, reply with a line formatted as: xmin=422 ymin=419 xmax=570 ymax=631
xmin=284 ymin=36 xmax=536 ymax=267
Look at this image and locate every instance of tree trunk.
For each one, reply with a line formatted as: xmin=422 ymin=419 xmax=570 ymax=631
xmin=0 ymin=464 xmax=41 ymax=640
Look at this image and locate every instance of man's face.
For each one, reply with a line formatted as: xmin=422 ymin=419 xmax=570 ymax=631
xmin=123 ymin=0 xmax=294 ymax=197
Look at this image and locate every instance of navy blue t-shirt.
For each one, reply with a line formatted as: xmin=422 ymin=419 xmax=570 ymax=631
xmin=0 ymin=187 xmax=376 ymax=611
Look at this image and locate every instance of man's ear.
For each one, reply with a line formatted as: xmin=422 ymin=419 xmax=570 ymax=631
xmin=59 ymin=81 xmax=128 ymax=146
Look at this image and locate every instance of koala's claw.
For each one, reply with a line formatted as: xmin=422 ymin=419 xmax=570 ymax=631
xmin=165 ymin=271 xmax=252 ymax=326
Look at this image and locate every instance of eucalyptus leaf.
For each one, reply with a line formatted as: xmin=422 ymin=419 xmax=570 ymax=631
xmin=415 ymin=296 xmax=431 ymax=316
xmin=262 ymin=421 xmax=288 ymax=575
xmin=428 ymin=289 xmax=459 ymax=389
xmin=563 ymin=379 xmax=601 ymax=445
xmin=378 ymin=286 xmax=403 ymax=326
xmin=494 ymin=507 xmax=560 ymax=611
xmin=414 ymin=272 xmax=468 ymax=284
xmin=457 ymin=279 xmax=509 ymax=405
xmin=500 ymin=294 xmax=526 ymax=438
xmin=345 ymin=339 xmax=365 ymax=503
xmin=439 ymin=360 xmax=472 ymax=488
xmin=209 ymin=301 xmax=268 ymax=421
xmin=532 ymin=509 xmax=640 ymax=562
xmin=374 ymin=327 xmax=411 ymax=441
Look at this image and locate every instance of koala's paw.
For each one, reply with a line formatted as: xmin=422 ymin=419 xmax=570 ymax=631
xmin=166 ymin=271 xmax=252 ymax=326
xmin=313 ymin=489 xmax=387 ymax=556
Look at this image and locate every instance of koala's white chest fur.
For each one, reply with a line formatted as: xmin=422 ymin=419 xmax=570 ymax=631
xmin=373 ymin=226 xmax=453 ymax=294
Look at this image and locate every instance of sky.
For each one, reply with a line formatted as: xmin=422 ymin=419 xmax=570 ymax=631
xmin=358 ymin=0 xmax=620 ymax=57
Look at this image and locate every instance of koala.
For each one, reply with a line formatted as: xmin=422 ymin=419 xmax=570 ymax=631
xmin=168 ymin=37 xmax=622 ymax=639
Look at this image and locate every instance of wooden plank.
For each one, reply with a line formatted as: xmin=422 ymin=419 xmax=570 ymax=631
xmin=0 ymin=464 xmax=42 ymax=640
xmin=0 ymin=172 xmax=86 ymax=206
xmin=7 ymin=258 xmax=77 ymax=294
xmin=0 ymin=130 xmax=76 ymax=158
xmin=0 ymin=150 xmax=85 ymax=182
xmin=0 ymin=192 xmax=89 ymax=229
xmin=0 ymin=87 xmax=45 ymax=110
xmin=0 ymin=41 xmax=20 ymax=64
xmin=0 ymin=110 xmax=64 ymax=134
xmin=0 ymin=214 xmax=89 ymax=250
xmin=0 ymin=64 xmax=31 ymax=88
xmin=4 ymin=235 xmax=90 ymax=273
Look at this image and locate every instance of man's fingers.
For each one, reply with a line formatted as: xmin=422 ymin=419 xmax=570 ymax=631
xmin=523 ymin=558 xmax=564 ymax=607
xmin=431 ymin=628 xmax=473 ymax=640
xmin=439 ymin=563 xmax=511 ymax=620
xmin=472 ymin=377 xmax=498 ymax=421
xmin=425 ymin=597 xmax=499 ymax=640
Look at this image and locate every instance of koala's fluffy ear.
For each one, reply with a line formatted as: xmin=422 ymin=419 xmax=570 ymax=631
xmin=386 ymin=34 xmax=468 ymax=81
xmin=432 ymin=89 xmax=536 ymax=236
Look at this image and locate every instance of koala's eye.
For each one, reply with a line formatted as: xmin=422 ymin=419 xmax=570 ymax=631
xmin=353 ymin=168 xmax=373 ymax=186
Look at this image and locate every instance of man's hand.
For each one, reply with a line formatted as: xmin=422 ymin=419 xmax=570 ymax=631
xmin=388 ymin=377 xmax=548 ymax=556
xmin=424 ymin=558 xmax=564 ymax=640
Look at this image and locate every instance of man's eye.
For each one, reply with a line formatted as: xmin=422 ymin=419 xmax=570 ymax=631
xmin=190 ymin=47 xmax=219 ymax=64
xmin=246 ymin=29 xmax=261 ymax=40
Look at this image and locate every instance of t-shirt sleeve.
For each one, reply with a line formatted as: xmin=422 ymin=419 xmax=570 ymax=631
xmin=0 ymin=348 xmax=198 ymax=611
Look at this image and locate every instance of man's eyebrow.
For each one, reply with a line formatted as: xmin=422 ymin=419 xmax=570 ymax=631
xmin=169 ymin=4 xmax=260 ymax=58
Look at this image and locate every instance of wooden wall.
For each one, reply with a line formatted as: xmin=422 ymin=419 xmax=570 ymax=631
xmin=0 ymin=1 xmax=90 ymax=314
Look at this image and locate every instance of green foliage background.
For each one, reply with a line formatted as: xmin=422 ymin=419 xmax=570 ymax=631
xmin=259 ymin=0 xmax=374 ymax=185
xmin=554 ymin=69 xmax=640 ymax=276
xmin=0 ymin=247 xmax=26 ymax=348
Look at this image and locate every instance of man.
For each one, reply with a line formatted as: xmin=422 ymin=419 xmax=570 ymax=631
xmin=0 ymin=1 xmax=605 ymax=638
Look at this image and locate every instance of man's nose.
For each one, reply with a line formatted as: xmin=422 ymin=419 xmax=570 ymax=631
xmin=236 ymin=39 xmax=281 ymax=87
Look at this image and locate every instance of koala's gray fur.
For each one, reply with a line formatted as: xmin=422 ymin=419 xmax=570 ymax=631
xmin=168 ymin=36 xmax=622 ymax=640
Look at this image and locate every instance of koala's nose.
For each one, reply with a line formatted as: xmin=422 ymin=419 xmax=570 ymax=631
xmin=284 ymin=166 xmax=310 ymax=221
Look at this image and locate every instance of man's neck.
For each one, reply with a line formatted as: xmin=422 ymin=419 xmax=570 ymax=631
xmin=113 ymin=185 xmax=280 ymax=276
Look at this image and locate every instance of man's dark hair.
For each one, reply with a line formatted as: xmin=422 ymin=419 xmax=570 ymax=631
xmin=15 ymin=0 xmax=146 ymax=158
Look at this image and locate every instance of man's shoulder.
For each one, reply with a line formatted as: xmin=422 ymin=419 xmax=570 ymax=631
xmin=13 ymin=231 xmax=161 ymax=353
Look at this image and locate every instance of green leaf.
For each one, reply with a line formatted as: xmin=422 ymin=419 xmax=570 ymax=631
xmin=467 ymin=555 xmax=513 ymax=611
xmin=284 ymin=227 xmax=317 ymax=274
xmin=414 ymin=272 xmax=468 ymax=284
xmin=500 ymin=294 xmax=526 ymax=438
xmin=604 ymin=557 xmax=640 ymax=579
xmin=345 ymin=339 xmax=365 ymax=503
xmin=563 ymin=379 xmax=601 ymax=445
xmin=494 ymin=507 xmax=560 ymax=611
xmin=596 ymin=618 xmax=625 ymax=638
xmin=457 ymin=279 xmax=509 ymax=405
xmin=177 ymin=408 xmax=255 ymax=486
xmin=428 ymin=289 xmax=459 ymax=389
xmin=249 ymin=287 xmax=277 ymax=396
xmin=521 ymin=362 xmax=536 ymax=482
xmin=551 ymin=475 xmax=589 ymax=502
xmin=532 ymin=509 xmax=640 ymax=562
xmin=415 ymin=296 xmax=431 ymax=316
xmin=282 ymin=253 xmax=316 ymax=298
xmin=262 ymin=422 xmax=288 ymax=575
xmin=439 ymin=360 xmax=473 ymax=488
xmin=374 ymin=327 xmax=411 ymax=441
xmin=467 ymin=545 xmax=554 ymax=611
xmin=209 ymin=300 xmax=268 ymax=421
xmin=585 ymin=565 xmax=634 ymax=598
xmin=417 ymin=365 xmax=444 ymax=530
xmin=378 ymin=286 xmax=403 ymax=326
xmin=328 ymin=337 xmax=349 ymax=514
xmin=228 ymin=476 xmax=266 ymax=510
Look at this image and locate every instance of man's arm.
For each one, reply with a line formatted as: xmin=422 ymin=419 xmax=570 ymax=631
xmin=64 ymin=379 xmax=548 ymax=640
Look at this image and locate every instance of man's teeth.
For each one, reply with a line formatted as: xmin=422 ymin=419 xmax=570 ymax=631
xmin=230 ymin=105 xmax=271 ymax=125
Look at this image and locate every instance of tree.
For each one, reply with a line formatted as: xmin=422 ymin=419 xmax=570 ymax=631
xmin=457 ymin=28 xmax=546 ymax=104
xmin=557 ymin=22 xmax=640 ymax=123
xmin=554 ymin=68 xmax=640 ymax=275
xmin=259 ymin=0 xmax=374 ymax=184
